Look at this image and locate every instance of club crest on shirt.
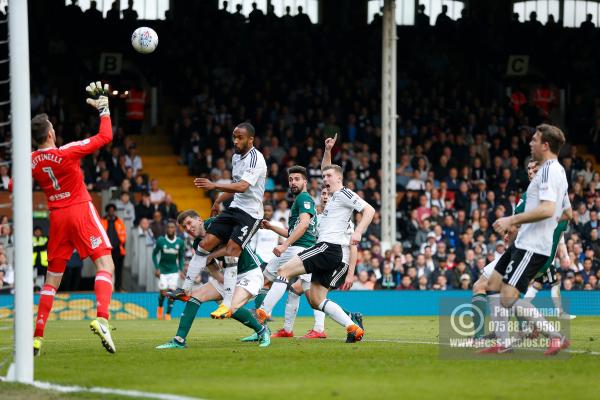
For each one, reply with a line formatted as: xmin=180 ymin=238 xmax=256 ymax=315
xmin=90 ymin=236 xmax=103 ymax=249
xmin=304 ymin=202 xmax=310 ymax=209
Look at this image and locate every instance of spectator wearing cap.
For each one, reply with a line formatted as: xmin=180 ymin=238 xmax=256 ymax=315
xmin=459 ymin=273 xmax=472 ymax=290
xmin=101 ymin=203 xmax=126 ymax=291
xmin=420 ymin=231 xmax=437 ymax=254
xmin=495 ymin=240 xmax=506 ymax=257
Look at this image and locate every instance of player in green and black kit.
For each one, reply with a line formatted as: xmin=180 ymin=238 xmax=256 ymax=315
xmin=153 ymin=221 xmax=185 ymax=320
xmin=252 ymin=166 xmax=318 ymax=325
xmin=156 ymin=210 xmax=271 ymax=348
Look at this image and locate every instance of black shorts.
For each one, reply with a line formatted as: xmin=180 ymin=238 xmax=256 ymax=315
xmin=494 ymin=245 xmax=549 ymax=293
xmin=206 ymin=207 xmax=261 ymax=249
xmin=298 ymin=242 xmax=348 ymax=289
xmin=534 ymin=263 xmax=559 ymax=286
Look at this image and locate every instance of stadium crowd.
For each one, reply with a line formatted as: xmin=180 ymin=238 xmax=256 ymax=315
xmin=1 ymin=2 xmax=600 ymax=294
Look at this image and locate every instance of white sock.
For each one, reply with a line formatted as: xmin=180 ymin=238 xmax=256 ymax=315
xmin=488 ymin=294 xmax=510 ymax=346
xmin=313 ymin=309 xmax=326 ymax=332
xmin=283 ymin=291 xmax=300 ymax=333
xmin=524 ymin=286 xmax=538 ymax=299
xmin=222 ymin=265 xmax=238 ymax=308
xmin=513 ymin=298 xmax=560 ymax=338
xmin=550 ymin=284 xmax=563 ymax=314
xmin=318 ymin=299 xmax=353 ymax=328
xmin=260 ymin=277 xmax=288 ymax=315
xmin=183 ymin=250 xmax=208 ymax=292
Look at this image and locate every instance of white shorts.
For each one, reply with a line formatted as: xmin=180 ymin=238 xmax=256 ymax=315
xmin=158 ymin=272 xmax=179 ymax=291
xmin=481 ymin=257 xmax=499 ymax=280
xmin=209 ymin=268 xmax=263 ymax=298
xmin=263 ymin=245 xmax=306 ymax=281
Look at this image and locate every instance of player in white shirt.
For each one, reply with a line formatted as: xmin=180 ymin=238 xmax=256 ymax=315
xmin=484 ymin=124 xmax=570 ymax=355
xmin=266 ymin=185 xmax=361 ymax=340
xmin=255 ymin=144 xmax=374 ymax=343
xmin=249 ymin=203 xmax=284 ymax=263
xmin=172 ymin=122 xmax=268 ymax=320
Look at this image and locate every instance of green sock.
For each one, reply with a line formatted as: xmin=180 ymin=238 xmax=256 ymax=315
xmin=254 ymin=288 xmax=268 ymax=309
xmin=166 ymin=298 xmax=174 ymax=315
xmin=232 ymin=308 xmax=264 ymax=334
xmin=158 ymin=292 xmax=165 ymax=308
xmin=471 ymin=293 xmax=487 ymax=338
xmin=175 ymin=297 xmax=201 ymax=340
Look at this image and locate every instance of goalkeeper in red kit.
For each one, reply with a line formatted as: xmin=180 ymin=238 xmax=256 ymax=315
xmin=30 ymin=82 xmax=117 ymax=355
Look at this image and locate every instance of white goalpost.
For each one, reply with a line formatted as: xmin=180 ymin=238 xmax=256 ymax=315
xmin=6 ymin=0 xmax=33 ymax=383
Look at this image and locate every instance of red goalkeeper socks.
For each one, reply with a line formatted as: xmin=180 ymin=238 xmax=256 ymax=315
xmin=94 ymin=270 xmax=113 ymax=319
xmin=34 ymin=284 xmax=57 ymax=337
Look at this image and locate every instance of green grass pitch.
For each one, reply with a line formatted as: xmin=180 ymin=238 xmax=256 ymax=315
xmin=1 ymin=316 xmax=600 ymax=400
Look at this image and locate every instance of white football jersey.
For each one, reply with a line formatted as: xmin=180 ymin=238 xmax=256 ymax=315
xmin=317 ymin=187 xmax=367 ymax=245
xmin=230 ymin=147 xmax=267 ymax=219
xmin=316 ymin=214 xmax=353 ymax=264
xmin=515 ymin=159 xmax=569 ymax=256
xmin=250 ymin=219 xmax=284 ymax=263
xmin=341 ymin=221 xmax=355 ymax=265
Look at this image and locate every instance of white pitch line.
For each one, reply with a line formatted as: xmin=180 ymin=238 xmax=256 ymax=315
xmin=8 ymin=380 xmax=206 ymax=400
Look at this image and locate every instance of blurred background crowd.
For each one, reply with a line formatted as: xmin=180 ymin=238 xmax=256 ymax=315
xmin=1 ymin=0 xmax=600 ymax=293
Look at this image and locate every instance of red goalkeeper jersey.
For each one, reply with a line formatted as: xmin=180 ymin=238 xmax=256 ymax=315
xmin=31 ymin=115 xmax=113 ymax=210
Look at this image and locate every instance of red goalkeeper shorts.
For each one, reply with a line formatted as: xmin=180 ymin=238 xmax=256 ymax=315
xmin=48 ymin=201 xmax=113 ymax=273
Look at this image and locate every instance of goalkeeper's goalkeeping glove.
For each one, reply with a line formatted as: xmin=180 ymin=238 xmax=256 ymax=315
xmin=86 ymin=81 xmax=110 ymax=116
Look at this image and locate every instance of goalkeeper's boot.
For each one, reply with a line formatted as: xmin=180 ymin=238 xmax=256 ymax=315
xmin=210 ymin=303 xmax=232 ymax=319
xmin=156 ymin=337 xmax=186 ymax=349
xmin=33 ymin=336 xmax=43 ymax=356
xmin=90 ymin=317 xmax=116 ymax=354
xmin=254 ymin=308 xmax=270 ymax=324
xmin=165 ymin=288 xmax=190 ymax=302
xmin=345 ymin=324 xmax=365 ymax=343
xmin=240 ymin=332 xmax=259 ymax=342
xmin=258 ymin=325 xmax=271 ymax=348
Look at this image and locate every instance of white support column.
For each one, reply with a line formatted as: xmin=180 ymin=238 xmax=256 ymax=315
xmin=8 ymin=0 xmax=34 ymax=383
xmin=381 ymin=0 xmax=397 ymax=251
